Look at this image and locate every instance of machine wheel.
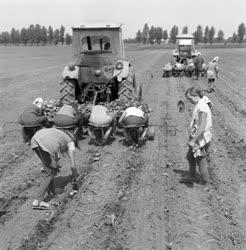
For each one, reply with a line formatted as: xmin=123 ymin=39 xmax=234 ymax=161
xmin=147 ymin=127 xmax=155 ymax=140
xmin=60 ymin=79 xmax=76 ymax=103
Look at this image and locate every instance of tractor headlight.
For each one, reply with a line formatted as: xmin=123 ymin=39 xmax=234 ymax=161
xmin=116 ymin=62 xmax=123 ymax=70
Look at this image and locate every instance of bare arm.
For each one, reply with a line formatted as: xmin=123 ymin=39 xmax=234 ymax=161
xmin=215 ymin=64 xmax=219 ymax=78
xmin=67 ymin=142 xmax=78 ymax=178
xmin=118 ymin=110 xmax=126 ymax=124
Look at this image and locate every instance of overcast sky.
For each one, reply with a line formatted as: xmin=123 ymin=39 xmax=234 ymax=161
xmin=0 ymin=0 xmax=245 ymax=38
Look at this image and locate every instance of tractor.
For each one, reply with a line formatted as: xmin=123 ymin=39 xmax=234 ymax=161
xmin=172 ymin=34 xmax=199 ymax=64
xmin=171 ymin=34 xmax=199 ymax=77
xmin=60 ymin=23 xmax=142 ymax=105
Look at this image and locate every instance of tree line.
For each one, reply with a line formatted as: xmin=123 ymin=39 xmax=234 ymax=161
xmin=0 ymin=25 xmax=72 ymax=45
xmin=126 ymin=23 xmax=246 ymax=44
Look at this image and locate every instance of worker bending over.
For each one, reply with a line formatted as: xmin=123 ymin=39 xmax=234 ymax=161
xmin=31 ymin=127 xmax=79 ymax=209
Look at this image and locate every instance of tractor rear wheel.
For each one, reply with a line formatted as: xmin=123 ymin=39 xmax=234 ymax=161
xmin=60 ymin=79 xmax=76 ymax=103
xmin=118 ymin=67 xmax=142 ymax=102
xmin=118 ymin=76 xmax=142 ymax=101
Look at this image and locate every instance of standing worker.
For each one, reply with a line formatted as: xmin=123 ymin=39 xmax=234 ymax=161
xmin=31 ymin=127 xmax=79 ymax=209
xmin=181 ymin=87 xmax=212 ymax=185
xmin=193 ymin=52 xmax=204 ymax=80
xmin=207 ymin=56 xmax=219 ymax=92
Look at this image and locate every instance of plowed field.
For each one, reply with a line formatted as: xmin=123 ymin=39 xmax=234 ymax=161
xmin=1 ymin=46 xmax=246 ymax=250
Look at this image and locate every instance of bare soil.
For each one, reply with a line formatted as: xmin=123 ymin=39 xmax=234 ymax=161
xmin=0 ymin=46 xmax=246 ymax=250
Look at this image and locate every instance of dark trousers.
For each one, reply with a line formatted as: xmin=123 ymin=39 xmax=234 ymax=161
xmin=33 ymin=146 xmax=59 ymax=201
xmin=186 ymin=144 xmax=210 ymax=183
xmin=195 ymin=68 xmax=200 ymax=78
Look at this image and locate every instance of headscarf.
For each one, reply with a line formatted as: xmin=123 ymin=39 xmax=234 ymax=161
xmin=33 ymin=97 xmax=44 ymax=109
xmin=213 ymin=56 xmax=219 ymax=62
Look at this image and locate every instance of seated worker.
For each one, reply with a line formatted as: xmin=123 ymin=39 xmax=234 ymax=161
xmin=31 ymin=127 xmax=79 ymax=209
xmin=118 ymin=104 xmax=149 ymax=145
xmin=53 ymin=102 xmax=82 ymax=129
xmin=89 ymin=105 xmax=116 ymax=126
xmin=18 ymin=97 xmax=48 ymax=145
xmin=88 ymin=105 xmax=116 ymax=140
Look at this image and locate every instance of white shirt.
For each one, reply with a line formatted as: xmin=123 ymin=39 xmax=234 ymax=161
xmin=207 ymin=61 xmax=219 ymax=79
xmin=89 ymin=105 xmax=113 ymax=126
xmin=123 ymin=107 xmax=145 ymax=118
xmin=190 ymin=97 xmax=212 ymax=147
xmin=31 ymin=128 xmax=75 ymax=160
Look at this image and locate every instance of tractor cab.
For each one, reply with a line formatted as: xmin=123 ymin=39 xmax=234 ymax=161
xmin=72 ymin=23 xmax=125 ymax=68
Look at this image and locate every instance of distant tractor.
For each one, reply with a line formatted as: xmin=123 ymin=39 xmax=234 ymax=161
xmin=61 ymin=23 xmax=142 ymax=104
xmin=172 ymin=34 xmax=198 ymax=64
